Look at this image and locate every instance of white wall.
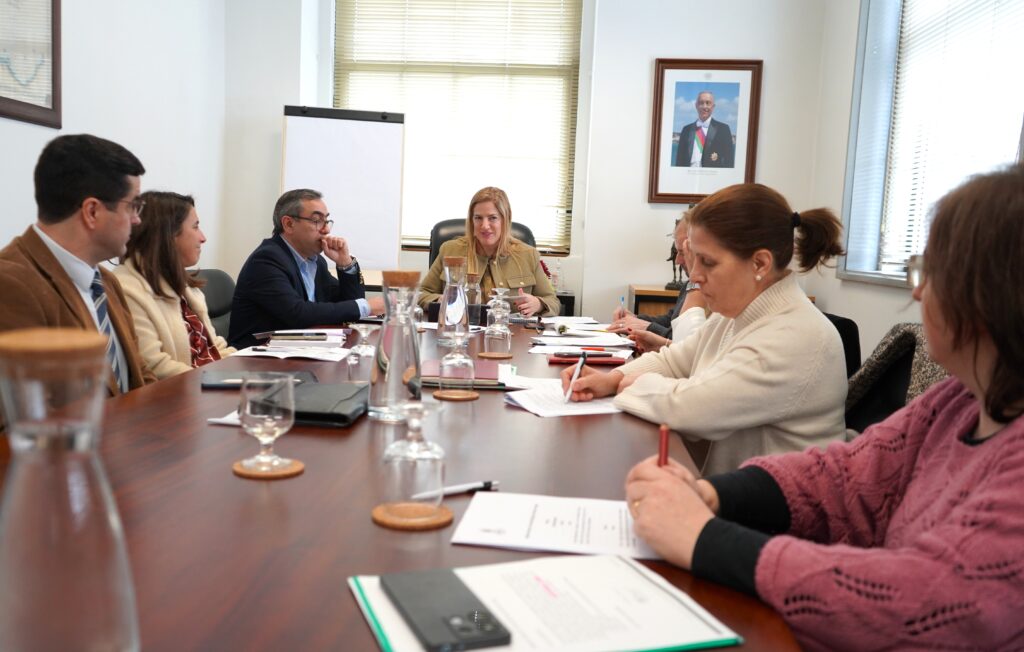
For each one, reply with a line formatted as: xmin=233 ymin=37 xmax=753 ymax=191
xmin=0 ymin=0 xmax=226 ymax=266
xmin=577 ymin=0 xmax=828 ymax=319
xmin=801 ymin=0 xmax=920 ymax=356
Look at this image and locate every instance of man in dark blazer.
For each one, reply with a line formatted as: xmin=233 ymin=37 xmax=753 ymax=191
xmin=675 ymin=91 xmax=735 ymax=168
xmin=229 ymin=189 xmax=385 ymax=349
xmin=0 ymin=134 xmax=156 ymax=394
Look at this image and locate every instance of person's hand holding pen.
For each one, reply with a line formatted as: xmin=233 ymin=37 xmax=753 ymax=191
xmin=560 ymin=365 xmax=624 ymax=402
xmin=624 ymin=450 xmax=720 ymax=571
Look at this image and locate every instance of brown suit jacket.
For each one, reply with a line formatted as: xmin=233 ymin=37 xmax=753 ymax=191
xmin=0 ymin=226 xmax=156 ymax=394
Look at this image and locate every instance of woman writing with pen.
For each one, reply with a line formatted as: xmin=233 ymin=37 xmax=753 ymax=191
xmin=563 ymin=183 xmax=848 ymax=475
xmin=624 ymin=164 xmax=1024 ymax=651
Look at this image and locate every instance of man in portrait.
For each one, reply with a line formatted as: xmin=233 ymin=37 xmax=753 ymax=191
xmin=675 ymin=91 xmax=735 ymax=168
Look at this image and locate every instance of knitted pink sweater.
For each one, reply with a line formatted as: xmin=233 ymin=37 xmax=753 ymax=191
xmin=751 ymin=378 xmax=1024 ymax=651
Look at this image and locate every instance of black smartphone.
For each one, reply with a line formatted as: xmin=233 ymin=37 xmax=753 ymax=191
xmin=380 ymin=568 xmax=511 ymax=651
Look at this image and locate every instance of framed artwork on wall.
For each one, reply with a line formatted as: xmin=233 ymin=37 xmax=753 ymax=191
xmin=0 ymin=0 xmax=61 ymax=129
xmin=648 ymin=58 xmax=762 ymax=204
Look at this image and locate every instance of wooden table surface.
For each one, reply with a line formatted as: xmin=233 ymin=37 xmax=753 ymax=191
xmin=0 ymin=326 xmax=799 ymax=651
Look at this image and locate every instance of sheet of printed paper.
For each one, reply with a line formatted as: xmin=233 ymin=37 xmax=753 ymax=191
xmin=532 ymin=334 xmax=633 ymax=347
xmin=232 ymin=346 xmax=351 ymax=362
xmin=504 ymin=386 xmax=621 ymax=418
xmin=452 ymin=492 xmax=658 ymax=559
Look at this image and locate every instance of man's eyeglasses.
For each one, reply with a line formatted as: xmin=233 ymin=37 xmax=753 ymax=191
xmin=109 ymin=198 xmax=146 ymax=216
xmin=289 ymin=213 xmax=334 ymax=231
xmin=907 ymin=254 xmax=926 ymax=289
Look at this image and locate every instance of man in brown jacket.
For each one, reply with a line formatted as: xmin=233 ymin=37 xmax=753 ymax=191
xmin=0 ymin=134 xmax=156 ymax=394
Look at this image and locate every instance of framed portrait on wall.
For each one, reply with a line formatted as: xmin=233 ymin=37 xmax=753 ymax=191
xmin=0 ymin=0 xmax=61 ymax=129
xmin=648 ymin=59 xmax=762 ymax=204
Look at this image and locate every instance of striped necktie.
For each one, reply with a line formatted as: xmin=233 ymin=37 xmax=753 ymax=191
xmin=90 ymin=271 xmax=128 ymax=393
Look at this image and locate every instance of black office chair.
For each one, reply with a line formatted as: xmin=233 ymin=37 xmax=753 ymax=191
xmin=822 ymin=312 xmax=861 ymax=378
xmin=844 ymin=323 xmax=948 ymax=437
xmin=427 ymin=219 xmax=537 ymax=267
xmin=196 ymin=268 xmax=236 ymax=339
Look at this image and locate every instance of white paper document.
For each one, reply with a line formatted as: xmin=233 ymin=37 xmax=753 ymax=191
xmin=497 ymin=366 xmax=562 ymax=391
xmin=233 ymin=346 xmax=351 ymax=362
xmin=539 ymin=316 xmax=598 ymax=325
xmin=504 ymin=385 xmax=620 ymax=418
xmin=207 ymin=409 xmax=241 ymax=427
xmin=348 ymin=555 xmax=742 ymax=652
xmin=273 ymin=328 xmax=351 ymax=337
xmin=415 ymin=322 xmax=484 ymax=333
xmin=532 ymin=334 xmax=633 ymax=347
xmin=452 ymin=492 xmax=658 ymax=559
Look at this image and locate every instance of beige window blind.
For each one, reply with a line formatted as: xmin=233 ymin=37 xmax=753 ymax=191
xmin=334 ymin=0 xmax=583 ymax=252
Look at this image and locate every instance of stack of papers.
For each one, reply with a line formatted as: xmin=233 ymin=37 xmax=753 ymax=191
xmin=234 ymin=346 xmax=351 ymax=362
xmin=349 ymin=554 xmax=742 ymax=652
xmin=532 ymin=334 xmax=633 ymax=347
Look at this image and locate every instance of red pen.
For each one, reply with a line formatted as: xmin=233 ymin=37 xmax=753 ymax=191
xmin=581 ymin=346 xmax=606 ymax=351
xmin=658 ymin=424 xmax=669 ymax=466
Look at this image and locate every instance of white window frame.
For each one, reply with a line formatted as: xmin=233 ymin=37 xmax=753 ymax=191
xmin=840 ymin=0 xmax=1024 ymax=288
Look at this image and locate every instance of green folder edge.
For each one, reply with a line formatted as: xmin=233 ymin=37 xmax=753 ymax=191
xmin=347 ymin=576 xmax=743 ymax=652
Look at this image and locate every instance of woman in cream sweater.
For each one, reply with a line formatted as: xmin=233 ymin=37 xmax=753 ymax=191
xmin=114 ymin=192 xmax=234 ymax=379
xmin=564 ymin=183 xmax=848 ymax=475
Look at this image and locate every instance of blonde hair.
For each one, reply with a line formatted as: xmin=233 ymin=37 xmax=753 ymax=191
xmin=464 ymin=187 xmax=521 ymax=274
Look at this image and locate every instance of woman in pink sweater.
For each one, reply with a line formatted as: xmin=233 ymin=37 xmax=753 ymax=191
xmin=625 ymin=164 xmax=1024 ymax=651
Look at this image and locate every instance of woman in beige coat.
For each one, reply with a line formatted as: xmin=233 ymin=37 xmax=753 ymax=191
xmin=418 ymin=187 xmax=559 ymax=317
xmin=114 ymin=192 xmax=234 ymax=379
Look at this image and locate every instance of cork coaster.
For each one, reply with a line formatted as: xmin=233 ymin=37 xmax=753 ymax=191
xmin=371 ymin=503 xmax=454 ymax=531
xmin=232 ymin=459 xmax=305 ymax=480
xmin=432 ymin=389 xmax=480 ymax=402
xmin=477 ymin=351 xmax=513 ymax=360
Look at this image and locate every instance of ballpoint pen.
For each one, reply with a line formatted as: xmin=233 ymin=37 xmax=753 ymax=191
xmin=411 ymin=480 xmax=499 ymax=500
xmin=563 ymin=351 xmax=586 ymax=403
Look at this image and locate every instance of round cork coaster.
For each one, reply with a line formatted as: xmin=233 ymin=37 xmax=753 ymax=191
xmin=432 ymin=389 xmax=480 ymax=402
xmin=477 ymin=351 xmax=513 ymax=360
xmin=371 ymin=503 xmax=454 ymax=531
xmin=232 ymin=458 xmax=305 ymax=480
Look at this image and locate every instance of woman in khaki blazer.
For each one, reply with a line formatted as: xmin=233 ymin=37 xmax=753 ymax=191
xmin=113 ymin=192 xmax=234 ymax=379
xmin=418 ymin=187 xmax=560 ymax=317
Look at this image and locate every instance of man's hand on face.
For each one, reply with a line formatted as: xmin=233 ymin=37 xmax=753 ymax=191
xmin=321 ymin=236 xmax=353 ymax=268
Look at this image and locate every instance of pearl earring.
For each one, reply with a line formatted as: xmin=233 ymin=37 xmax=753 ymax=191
xmin=755 ymin=274 xmax=763 ymax=282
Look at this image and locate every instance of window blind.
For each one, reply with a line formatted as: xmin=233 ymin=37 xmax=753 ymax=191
xmin=843 ymin=0 xmax=1024 ymax=283
xmin=334 ymin=0 xmax=582 ymax=252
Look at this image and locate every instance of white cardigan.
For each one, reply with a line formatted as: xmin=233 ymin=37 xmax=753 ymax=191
xmin=614 ymin=273 xmax=847 ymax=476
xmin=113 ymin=260 xmax=234 ymax=379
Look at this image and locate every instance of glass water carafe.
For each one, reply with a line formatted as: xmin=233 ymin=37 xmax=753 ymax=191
xmin=369 ymin=271 xmax=423 ymax=422
xmin=0 ymin=328 xmax=140 ymax=651
xmin=436 ymin=256 xmax=468 ymax=346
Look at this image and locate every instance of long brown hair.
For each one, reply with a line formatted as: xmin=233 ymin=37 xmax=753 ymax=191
xmin=688 ymin=183 xmax=845 ymax=272
xmin=924 ymin=163 xmax=1024 ymax=422
xmin=124 ymin=191 xmax=205 ymax=298
xmin=463 ymin=187 xmax=522 ymax=274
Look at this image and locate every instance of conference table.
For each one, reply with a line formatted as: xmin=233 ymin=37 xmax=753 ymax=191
xmin=0 ymin=326 xmax=799 ymax=651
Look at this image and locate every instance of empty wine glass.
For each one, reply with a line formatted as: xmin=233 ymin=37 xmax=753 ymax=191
xmin=238 ymin=372 xmax=296 ymax=472
xmin=352 ymin=323 xmax=375 ymax=357
xmin=483 ymin=301 xmax=512 ymax=357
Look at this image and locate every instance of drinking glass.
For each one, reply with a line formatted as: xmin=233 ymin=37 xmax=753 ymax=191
xmin=484 ymin=301 xmax=513 ymax=356
xmin=377 ymin=402 xmax=446 ymax=526
xmin=412 ymin=305 xmax=425 ymax=331
xmin=238 ymin=372 xmax=296 ymax=471
xmin=439 ymin=329 xmax=474 ymax=393
xmin=352 ymin=323 xmax=376 ymax=357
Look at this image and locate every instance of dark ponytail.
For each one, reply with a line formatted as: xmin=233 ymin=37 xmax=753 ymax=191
xmin=689 ymin=183 xmax=845 ymax=272
xmin=793 ymin=208 xmax=845 ymax=272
